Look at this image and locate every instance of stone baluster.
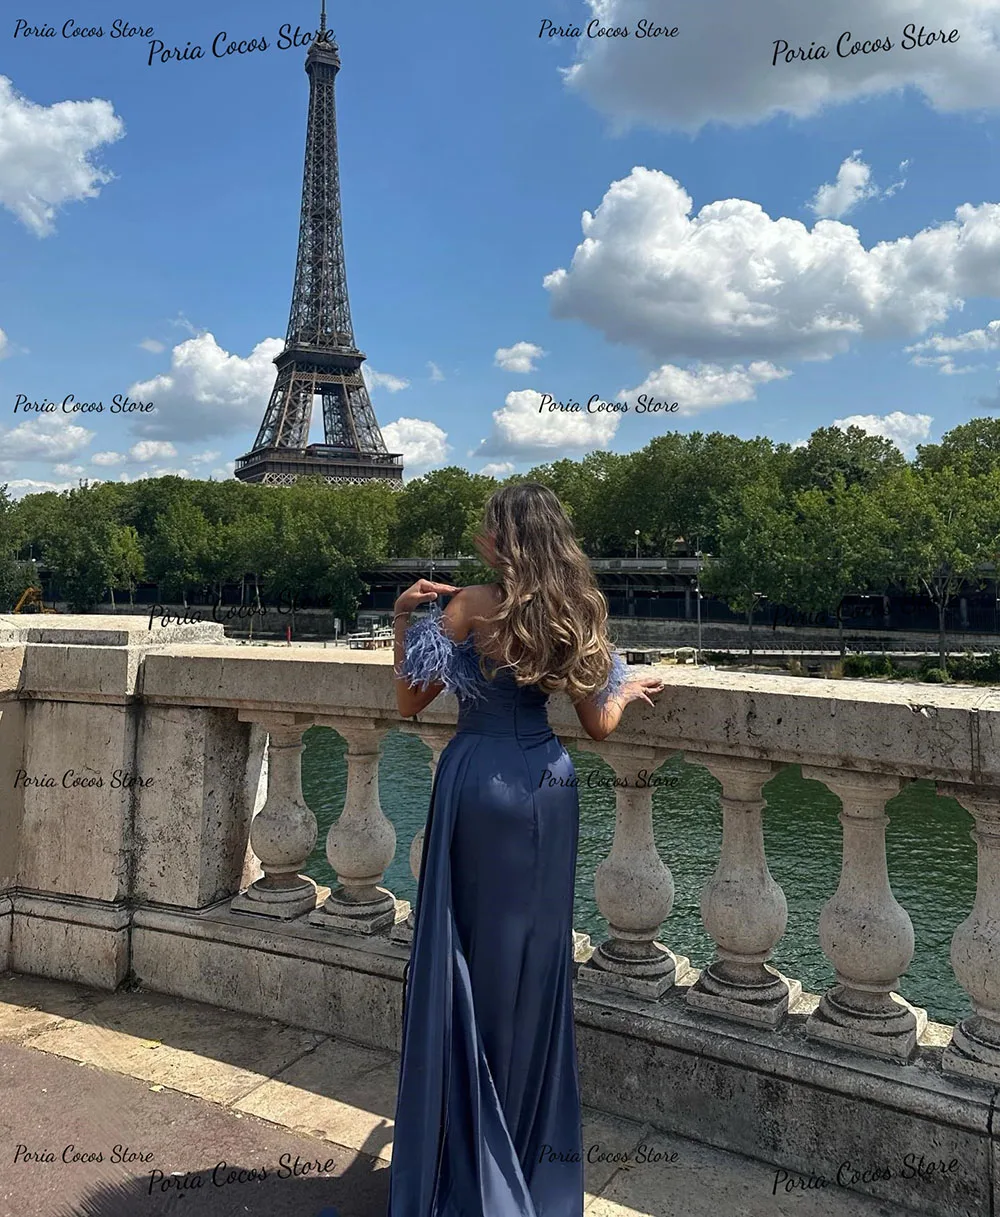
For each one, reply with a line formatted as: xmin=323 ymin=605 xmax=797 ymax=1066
xmin=309 ymin=717 xmax=397 ymax=934
xmin=231 ymin=712 xmax=319 ymax=919
xmin=687 ymin=755 xmax=801 ymax=1028
xmin=574 ymin=741 xmax=690 ymax=999
xmin=390 ymin=723 xmax=455 ymax=944
xmin=936 ymin=782 xmax=1000 ymax=1082
xmin=800 ymin=767 xmax=925 ymax=1060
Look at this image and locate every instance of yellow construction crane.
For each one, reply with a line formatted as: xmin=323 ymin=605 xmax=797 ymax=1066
xmin=13 ymin=587 xmax=57 ymax=614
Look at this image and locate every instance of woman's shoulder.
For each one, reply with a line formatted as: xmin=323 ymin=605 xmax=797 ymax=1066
xmin=443 ymin=583 xmax=502 ymax=636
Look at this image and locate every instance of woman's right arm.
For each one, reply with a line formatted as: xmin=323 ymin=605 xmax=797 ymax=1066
xmin=574 ymin=668 xmax=665 ymax=742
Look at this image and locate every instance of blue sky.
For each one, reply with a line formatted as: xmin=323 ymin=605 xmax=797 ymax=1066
xmin=1 ymin=0 xmax=999 ymax=493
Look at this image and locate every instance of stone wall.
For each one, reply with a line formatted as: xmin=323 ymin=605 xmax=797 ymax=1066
xmin=607 ymin=615 xmax=1000 ymax=653
xmin=70 ymin=601 xmax=1000 ymax=652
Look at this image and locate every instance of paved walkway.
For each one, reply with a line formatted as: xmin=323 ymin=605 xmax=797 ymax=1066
xmin=0 ymin=972 xmax=917 ymax=1217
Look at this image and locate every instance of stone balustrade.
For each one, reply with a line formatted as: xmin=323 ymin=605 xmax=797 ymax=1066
xmin=2 ymin=617 xmax=1000 ymax=1217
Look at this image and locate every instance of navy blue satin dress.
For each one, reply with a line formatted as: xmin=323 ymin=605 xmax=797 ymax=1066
xmin=386 ymin=605 xmax=626 ymax=1217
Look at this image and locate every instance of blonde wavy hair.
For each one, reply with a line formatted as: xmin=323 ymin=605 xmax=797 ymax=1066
xmin=475 ymin=482 xmax=617 ymax=703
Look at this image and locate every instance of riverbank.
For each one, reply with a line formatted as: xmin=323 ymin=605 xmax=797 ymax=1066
xmin=30 ymin=602 xmax=1000 ymax=658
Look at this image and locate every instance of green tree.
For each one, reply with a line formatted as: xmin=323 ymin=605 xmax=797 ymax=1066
xmin=263 ymin=505 xmax=364 ymax=631
xmin=146 ymin=499 xmax=213 ymax=606
xmin=527 ymin=451 xmax=634 ymax=554
xmin=780 ymin=475 xmax=895 ymax=655
xmin=40 ymin=491 xmax=116 ymax=611
xmin=108 ymin=524 xmax=145 ymax=610
xmin=13 ymin=490 xmax=62 ymax=563
xmin=916 ymin=417 xmax=1000 ymax=478
xmin=0 ymin=485 xmax=32 ymax=609
xmin=700 ymin=477 xmax=799 ymax=660
xmin=392 ymin=468 xmax=496 ymax=556
xmin=780 ymin=425 xmax=907 ymax=495
xmin=878 ymin=465 xmax=1000 ymax=670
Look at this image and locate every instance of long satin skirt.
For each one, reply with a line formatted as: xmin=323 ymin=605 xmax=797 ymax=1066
xmin=386 ymin=726 xmax=584 ymax=1217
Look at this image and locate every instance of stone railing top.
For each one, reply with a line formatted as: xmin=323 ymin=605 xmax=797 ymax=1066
xmin=0 ymin=614 xmax=225 ymax=648
xmin=1 ymin=618 xmax=229 ymax=704
xmin=122 ymin=643 xmax=1000 ymax=788
xmin=2 ymin=620 xmax=997 ymax=783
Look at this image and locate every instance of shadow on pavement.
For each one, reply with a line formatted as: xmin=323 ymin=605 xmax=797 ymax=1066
xmin=47 ymin=1156 xmax=386 ymax=1217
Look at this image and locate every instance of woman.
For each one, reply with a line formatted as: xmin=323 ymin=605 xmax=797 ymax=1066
xmin=386 ymin=482 xmax=664 ymax=1217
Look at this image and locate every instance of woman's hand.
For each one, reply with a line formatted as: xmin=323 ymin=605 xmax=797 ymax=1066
xmin=574 ymin=672 xmax=666 ymax=741
xmin=394 ymin=579 xmax=460 ymax=616
xmin=621 ymin=676 xmax=666 ymax=708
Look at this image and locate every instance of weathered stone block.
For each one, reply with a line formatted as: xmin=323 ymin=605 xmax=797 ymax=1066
xmin=11 ymin=893 xmax=129 ymax=989
xmin=133 ymin=707 xmax=265 ymax=908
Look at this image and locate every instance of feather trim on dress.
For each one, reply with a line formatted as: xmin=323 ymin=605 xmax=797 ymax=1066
xmin=594 ymin=651 xmax=629 ymax=709
xmin=398 ymin=602 xmax=489 ymax=704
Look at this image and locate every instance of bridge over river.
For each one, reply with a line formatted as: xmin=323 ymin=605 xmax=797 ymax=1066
xmin=2 ymin=615 xmax=999 ymax=1217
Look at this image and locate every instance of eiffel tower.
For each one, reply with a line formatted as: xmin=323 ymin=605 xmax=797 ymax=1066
xmin=235 ymin=3 xmax=403 ymax=487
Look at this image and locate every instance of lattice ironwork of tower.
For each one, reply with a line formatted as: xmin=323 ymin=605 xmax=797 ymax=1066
xmin=235 ymin=5 xmax=403 ymax=488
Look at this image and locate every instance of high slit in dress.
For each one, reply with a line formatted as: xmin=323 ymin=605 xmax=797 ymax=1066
xmin=386 ymin=604 xmax=626 ymax=1217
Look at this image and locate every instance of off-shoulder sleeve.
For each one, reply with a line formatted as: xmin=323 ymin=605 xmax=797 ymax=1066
xmin=397 ymin=604 xmax=487 ymax=704
xmin=593 ymin=651 xmax=630 ymax=709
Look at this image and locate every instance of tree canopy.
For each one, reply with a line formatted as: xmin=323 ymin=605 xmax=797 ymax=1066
xmin=5 ymin=418 xmax=1000 ymax=671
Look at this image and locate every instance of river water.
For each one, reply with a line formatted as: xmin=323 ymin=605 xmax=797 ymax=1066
xmin=301 ymin=727 xmax=976 ymax=1026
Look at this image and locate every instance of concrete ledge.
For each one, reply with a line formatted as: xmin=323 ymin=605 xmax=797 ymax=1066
xmin=0 ymin=613 xmax=226 ymax=648
xmin=0 ymin=896 xmax=11 ymax=973
xmin=121 ymin=903 xmax=990 ymax=1217
xmin=131 ymin=900 xmax=410 ymax=1053
xmin=10 ymin=892 xmax=131 ymax=989
xmin=576 ymin=981 xmax=990 ymax=1217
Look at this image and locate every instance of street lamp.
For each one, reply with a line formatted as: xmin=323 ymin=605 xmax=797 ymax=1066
xmin=694 ymin=550 xmax=704 ymax=664
xmin=634 ymin=529 xmax=640 ymax=560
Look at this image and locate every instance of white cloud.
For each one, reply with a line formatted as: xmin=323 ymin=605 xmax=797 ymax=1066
xmin=494 ymin=342 xmax=547 ymax=374
xmin=544 ymin=167 xmax=1000 ymax=364
xmin=907 ymin=320 xmax=1000 ymax=372
xmin=139 ymin=338 xmax=165 ymax=353
xmin=129 ymin=440 xmax=178 ymax=462
xmin=0 ymin=328 xmax=8 ymax=360
xmin=909 ymin=320 xmax=1000 ymax=354
xmin=883 ymin=160 xmax=910 ymax=199
xmin=810 ymin=152 xmax=910 ymax=219
xmin=620 ymin=361 xmax=790 ymax=413
xmin=480 ymin=461 xmax=516 ymax=478
xmin=128 ymin=332 xmax=283 ymax=441
xmin=190 ymin=449 xmax=222 ymax=465
xmin=91 ymin=451 xmax=124 ymax=466
xmin=427 ymin=361 xmax=445 ymax=382
xmin=170 ymin=313 xmax=199 ymax=336
xmin=363 ymin=366 xmax=410 ymax=393
xmin=562 ymin=0 xmax=1000 ymax=133
xmin=0 ymin=75 xmax=124 ymax=236
xmin=146 ymin=466 xmax=191 ymax=479
xmin=474 ymin=388 xmax=620 ymax=459
xmin=209 ymin=465 xmax=234 ymax=480
xmin=809 ymin=151 xmax=878 ymax=220
xmin=115 ymin=466 xmax=193 ymax=482
xmin=833 ymin=411 xmax=933 ymax=456
xmin=909 ymin=356 xmax=986 ymax=375
xmin=0 ymin=416 xmax=93 ymax=461
xmin=53 ymin=463 xmax=86 ymax=477
xmin=4 ymin=478 xmax=76 ymax=498
xmin=381 ymin=417 xmax=448 ymax=471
